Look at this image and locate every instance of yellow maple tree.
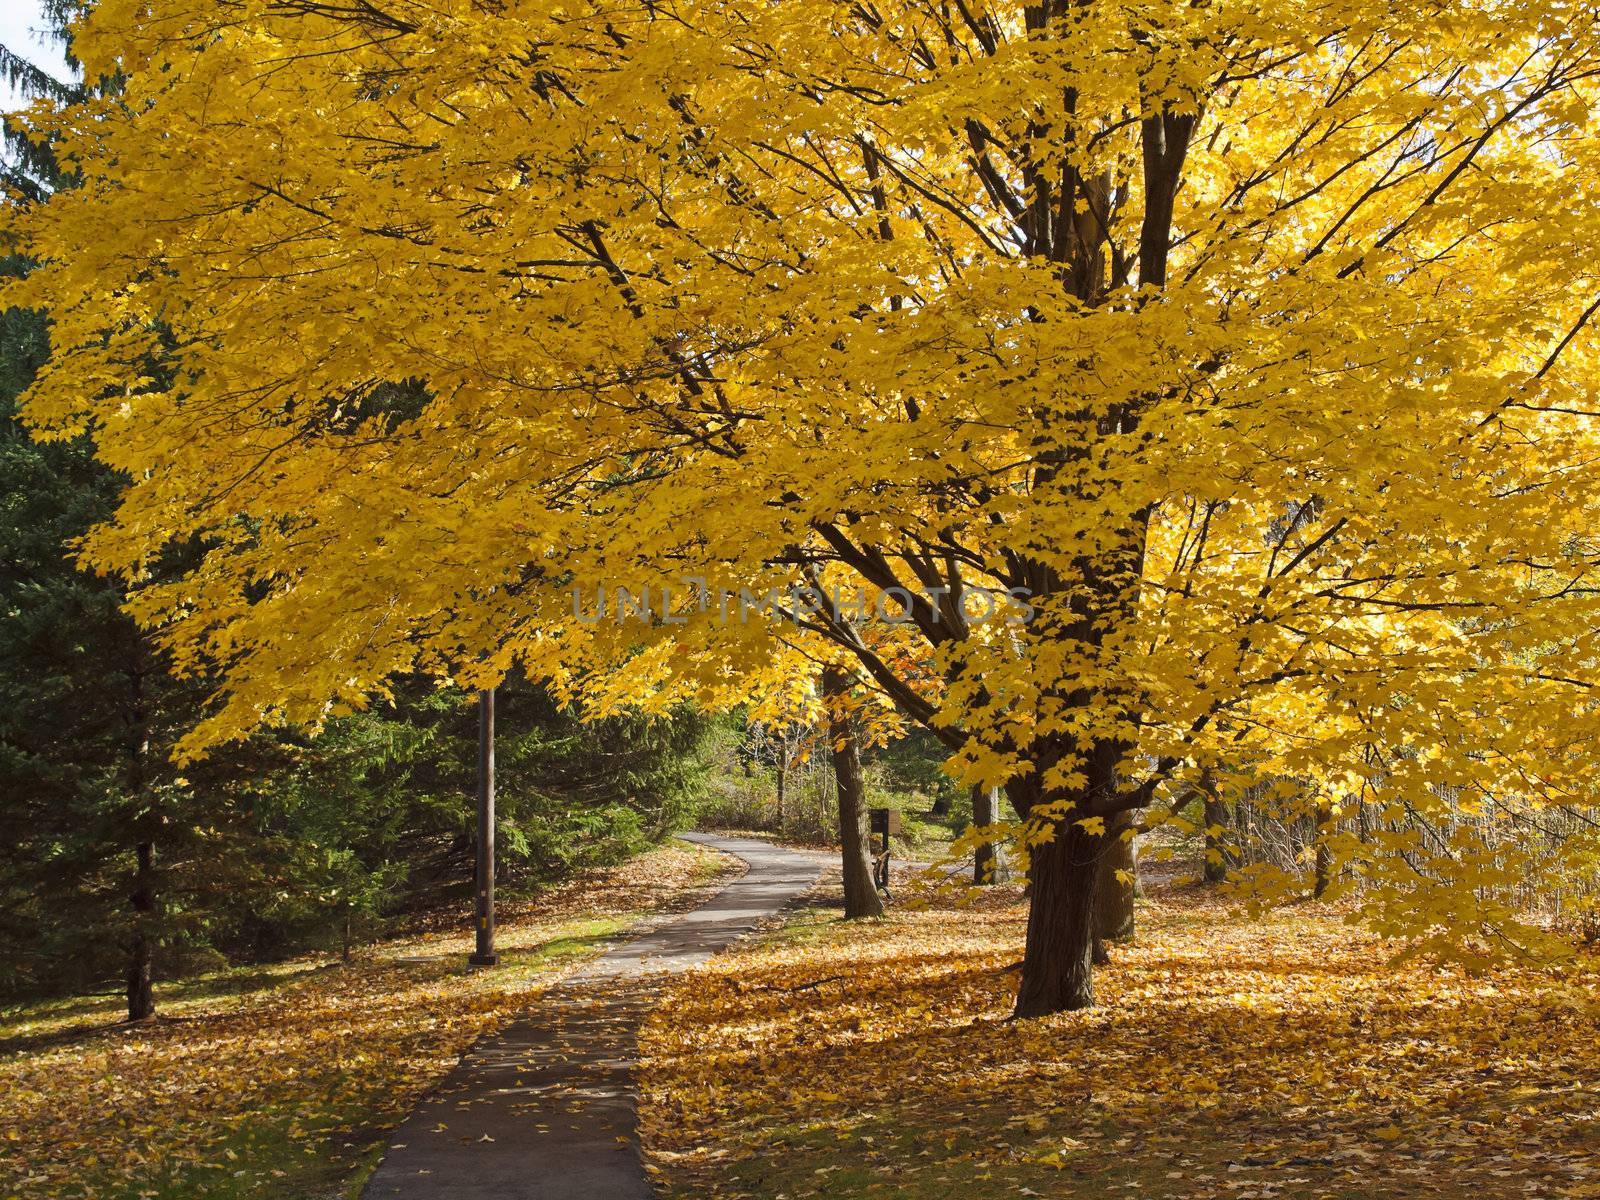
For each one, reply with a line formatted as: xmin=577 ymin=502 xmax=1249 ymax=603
xmin=11 ymin=0 xmax=1600 ymax=1014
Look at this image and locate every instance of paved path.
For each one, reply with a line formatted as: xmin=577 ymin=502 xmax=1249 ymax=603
xmin=361 ymin=834 xmax=825 ymax=1200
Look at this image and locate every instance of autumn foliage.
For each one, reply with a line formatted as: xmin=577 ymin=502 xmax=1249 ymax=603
xmin=12 ymin=1 xmax=1600 ymax=1013
xmin=642 ymin=867 xmax=1600 ymax=1199
xmin=0 ymin=843 xmax=734 ymax=1200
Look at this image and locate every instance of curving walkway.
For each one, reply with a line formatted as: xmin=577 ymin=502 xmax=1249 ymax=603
xmin=361 ymin=834 xmax=825 ymax=1200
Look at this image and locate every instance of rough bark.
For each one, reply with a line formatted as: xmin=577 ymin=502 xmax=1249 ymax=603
xmin=1014 ymin=811 xmax=1101 ymax=1016
xmin=824 ymin=665 xmax=884 ymax=920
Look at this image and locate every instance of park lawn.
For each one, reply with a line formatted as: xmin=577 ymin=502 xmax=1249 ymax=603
xmin=0 ymin=840 xmax=737 ymax=1200
xmin=640 ymin=868 xmax=1600 ymax=1200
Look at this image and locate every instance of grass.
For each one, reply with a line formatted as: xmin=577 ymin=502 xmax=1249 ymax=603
xmin=0 ymin=839 xmax=738 ymax=1200
xmin=640 ymin=860 xmax=1600 ymax=1200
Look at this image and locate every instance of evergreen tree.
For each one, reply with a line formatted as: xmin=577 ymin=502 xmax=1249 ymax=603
xmin=0 ymin=282 xmax=250 ymax=1013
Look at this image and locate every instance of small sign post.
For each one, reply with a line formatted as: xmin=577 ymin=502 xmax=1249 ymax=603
xmin=469 ymin=688 xmax=498 ymax=967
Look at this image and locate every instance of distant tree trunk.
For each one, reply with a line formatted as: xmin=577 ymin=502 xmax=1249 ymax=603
xmin=1092 ymin=811 xmax=1136 ymax=964
xmin=774 ymin=755 xmax=787 ymax=833
xmin=125 ymin=660 xmax=156 ymax=1023
xmin=1201 ymin=770 xmax=1230 ymax=883
xmin=824 ymin=665 xmax=883 ymax=919
xmin=127 ymin=839 xmax=155 ymax=1022
xmin=971 ymin=785 xmax=1007 ymax=884
xmin=1313 ymin=800 xmax=1335 ymax=899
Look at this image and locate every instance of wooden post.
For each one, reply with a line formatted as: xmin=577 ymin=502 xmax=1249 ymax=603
xmin=469 ymin=688 xmax=498 ymax=966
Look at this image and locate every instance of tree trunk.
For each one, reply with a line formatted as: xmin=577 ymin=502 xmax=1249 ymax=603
xmin=775 ymin=758 xmax=787 ymax=833
xmin=127 ymin=840 xmax=155 ymax=1022
xmin=1014 ymin=812 xmax=1101 ymax=1016
xmin=1095 ymin=811 xmax=1136 ymax=944
xmin=971 ymin=784 xmax=1007 ymax=885
xmin=824 ymin=665 xmax=883 ymax=919
xmin=1203 ymin=793 xmax=1230 ymax=884
xmin=125 ymin=655 xmax=155 ymax=1024
xmin=1012 ymin=107 xmax=1190 ymax=1017
xmin=1312 ymin=800 xmax=1335 ymax=899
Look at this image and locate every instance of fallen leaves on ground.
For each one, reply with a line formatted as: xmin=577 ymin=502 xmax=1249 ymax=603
xmin=0 ymin=841 xmax=738 ymax=1200
xmin=640 ymin=867 xmax=1600 ymax=1200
